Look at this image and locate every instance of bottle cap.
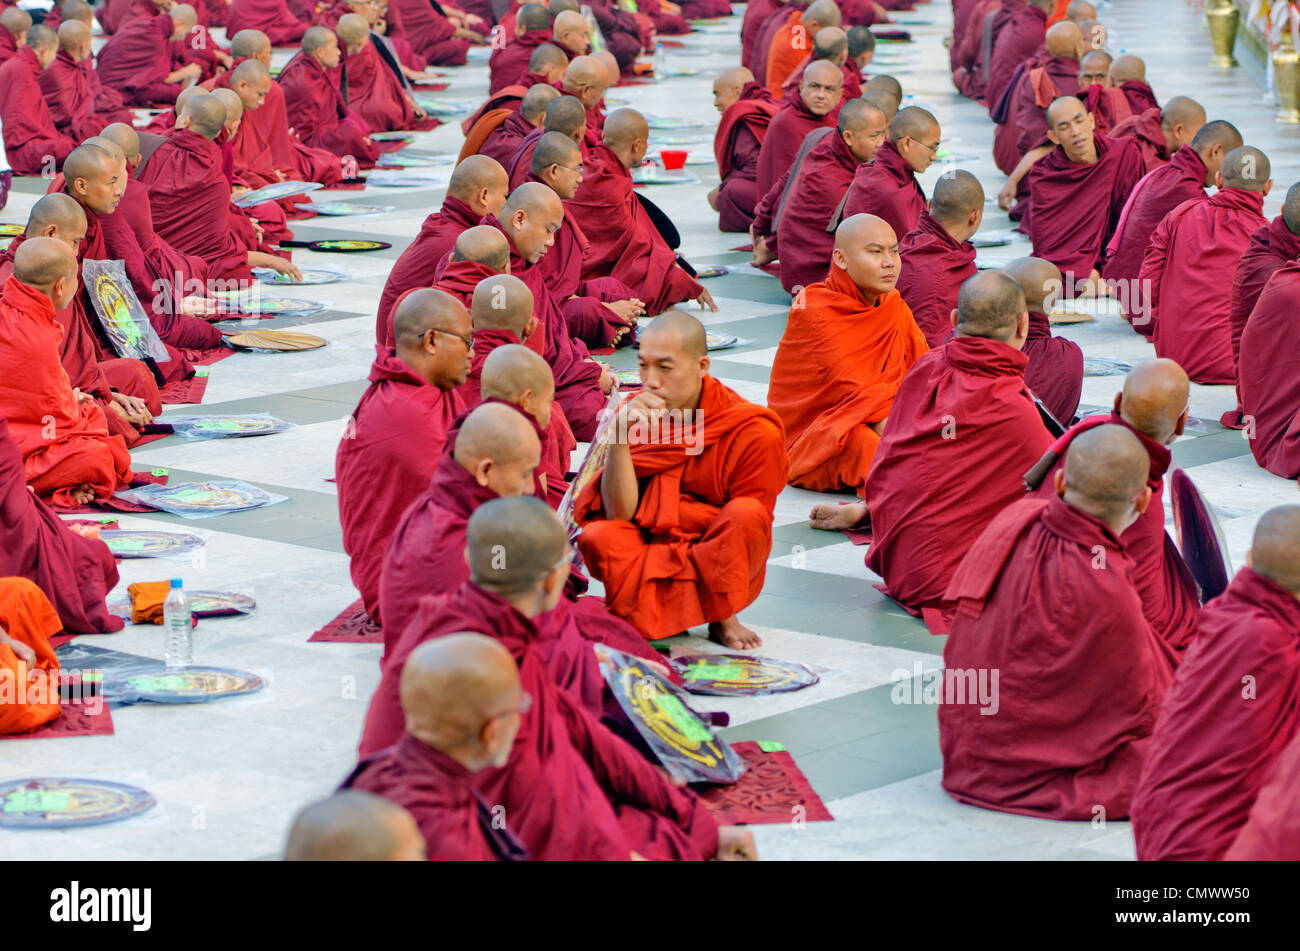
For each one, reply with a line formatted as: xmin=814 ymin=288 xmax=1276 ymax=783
xmin=170 ymin=578 xmax=183 ymax=589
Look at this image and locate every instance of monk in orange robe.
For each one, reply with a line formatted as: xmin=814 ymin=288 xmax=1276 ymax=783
xmin=768 ymin=214 xmax=927 ymax=495
xmin=0 ymin=238 xmax=131 ymax=508
xmin=764 ymin=0 xmax=840 ymax=97
xmin=0 ymin=577 xmax=65 ymax=736
xmin=576 ymin=312 xmax=787 ymax=649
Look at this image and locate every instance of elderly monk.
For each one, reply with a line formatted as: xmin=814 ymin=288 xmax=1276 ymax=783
xmin=842 ymin=107 xmax=939 ymax=243
xmin=336 ymin=289 xmax=471 ymax=627
xmin=0 ymin=7 xmax=30 ymax=65
xmin=0 ymin=418 xmax=123 ymax=634
xmin=811 ymin=272 xmax=1053 ymax=631
xmin=1076 ymin=49 xmax=1133 ymax=136
xmin=576 ymin=312 xmax=787 ymax=648
xmin=1133 ymin=506 xmax=1300 ymax=859
xmin=473 ymin=84 xmax=558 ymax=170
xmin=38 ymin=21 xmax=128 ymax=141
xmin=1109 ymin=53 xmax=1158 ymax=113
xmin=376 ymin=156 xmax=509 ymax=347
xmin=757 ymin=100 xmax=889 ymax=295
xmin=755 ymin=60 xmax=842 ymax=205
xmin=529 ymin=132 xmax=643 ymax=350
xmin=770 ymin=213 xmax=927 ymax=494
xmin=564 ymin=109 xmax=715 ymax=316
xmin=343 ymin=637 xmax=526 ymax=860
xmin=778 ymin=27 xmax=860 ymax=108
xmin=507 ymin=93 xmax=587 ymax=190
xmin=1109 ymin=95 xmax=1205 ymax=174
xmin=896 ymin=169 xmax=984 ymax=347
xmin=1143 ymin=145 xmax=1270 ymax=385
xmin=278 ymin=27 xmax=384 ymax=165
xmin=0 ymin=25 xmax=76 ymax=174
xmin=994 ymin=21 xmax=1084 ymax=194
xmin=1025 ymin=97 xmax=1144 ymax=295
xmin=1001 ymin=257 xmax=1082 ymax=424
xmin=765 ymin=0 xmax=841 ymax=97
xmin=226 ymin=0 xmax=309 ymax=44
xmin=337 ymin=13 xmax=436 ymax=133
xmin=940 ymin=425 xmax=1174 ymax=819
xmin=986 ymin=0 xmax=1054 ymax=110
xmin=370 ymin=497 xmax=753 ymax=861
xmin=1239 ymin=259 xmax=1300 ymax=479
xmin=387 ymin=0 xmax=477 ymax=66
xmin=1103 ymin=118 xmax=1238 ymax=294
xmin=550 ymin=8 xmax=589 ymax=58
xmin=285 ymin=790 xmax=426 ymax=861
xmin=488 ymin=2 xmax=550 ymax=93
xmin=0 ymin=239 xmax=132 ymax=507
xmin=711 ymin=67 xmax=779 ymax=233
xmin=0 ymin=578 xmax=66 ymax=736
xmin=97 ymin=5 xmax=202 ymax=106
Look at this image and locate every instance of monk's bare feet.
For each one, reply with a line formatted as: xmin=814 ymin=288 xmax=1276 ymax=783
xmin=709 ymin=616 xmax=761 ymax=650
xmin=706 ymin=186 xmax=719 ymax=211
xmin=67 ymin=523 xmax=101 ymax=540
xmin=809 ymin=500 xmax=868 ymax=532
xmin=70 ymin=484 xmax=96 ymax=506
xmin=716 ymin=826 xmax=758 ymax=861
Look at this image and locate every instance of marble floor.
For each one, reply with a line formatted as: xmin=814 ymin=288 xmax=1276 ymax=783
xmin=1 ymin=0 xmax=1296 ymax=860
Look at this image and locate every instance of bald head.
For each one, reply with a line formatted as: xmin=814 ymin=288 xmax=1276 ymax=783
xmin=863 ymin=74 xmax=902 ymax=100
xmin=452 ymin=225 xmax=510 ymax=272
xmin=285 ymin=791 xmax=424 ymax=862
xmin=24 ymin=192 xmax=86 ymax=240
xmin=1160 ymin=96 xmax=1208 ymax=148
xmin=231 ymin=28 xmax=272 ymax=60
xmin=834 ymin=212 xmax=896 ymax=254
xmin=1001 ymin=257 xmax=1062 ymax=314
xmin=26 ymin=22 xmax=55 ymax=53
xmin=544 ymin=95 xmax=588 ymax=139
xmin=889 ymin=105 xmax=938 ymax=145
xmin=451 ymin=405 xmax=542 ymax=501
xmin=393 ymin=287 xmax=469 ymax=347
xmin=640 ymin=309 xmax=708 ymax=361
xmin=592 ymin=50 xmax=620 ymax=86
xmin=714 ymin=66 xmax=754 ymax=111
xmin=1109 ymin=53 xmax=1145 ymax=84
xmin=337 ymin=12 xmax=369 ymax=46
xmin=303 ymin=25 xmax=335 ymax=54
xmin=471 ymin=274 xmax=534 ymax=337
xmin=466 ymin=495 xmax=566 ymax=594
xmin=1066 ymin=0 xmax=1096 ymax=19
xmin=13 ymin=237 xmax=77 ymax=289
xmin=528 ymin=41 xmax=568 ymax=79
xmin=552 ymin=9 xmax=589 ymax=53
xmin=182 ymin=93 xmax=227 ymax=139
xmin=447 ymin=154 xmax=509 ymax=212
xmin=481 ymin=345 xmax=554 ymax=406
xmin=1282 ymin=181 xmax=1300 ymax=234
xmin=1078 ymin=49 xmax=1112 ymax=86
xmin=532 ymin=130 xmax=580 ymax=174
xmin=502 ymin=180 xmax=562 ymax=221
xmin=172 ymin=84 xmax=204 ymax=118
xmin=61 ymin=0 xmax=94 ymax=20
xmin=1115 ymin=358 xmax=1190 ymax=446
xmin=100 ymin=122 xmax=140 ymax=162
xmin=1061 ymin=425 xmax=1150 ymax=525
xmin=802 ymin=0 xmax=841 ymax=29
xmin=212 ymin=87 xmax=243 ymax=127
xmin=814 ymin=25 xmax=847 ymax=63
xmin=1045 ymin=94 xmax=1086 ymax=127
xmin=564 ymin=54 xmax=606 ymax=96
xmin=549 ymin=0 xmax=579 ymax=12
xmin=57 ymin=18 xmax=89 ymax=54
xmin=1221 ymin=146 xmax=1270 ymax=191
xmin=838 ymin=97 xmax=882 ymax=133
xmin=956 ymin=271 xmax=1027 ymax=341
xmin=170 ymin=3 xmax=197 ymax=34
xmin=62 ymin=143 xmax=116 ymax=192
xmin=862 ymin=89 xmax=900 ymax=123
xmin=1045 ymin=21 xmax=1083 ymax=59
xmin=518 ymin=2 xmax=550 ymax=30
xmin=603 ymin=107 xmax=649 ymax=151
xmin=82 ymin=136 xmax=126 ymax=169
xmin=847 ymin=24 xmax=875 ymax=60
xmin=1250 ymin=506 xmax=1300 ymax=594
xmin=1 ymin=7 xmax=31 ymax=37
xmin=804 ymin=58 xmax=842 ymax=90
xmin=521 ymin=83 xmax=561 ymax=123
xmin=1189 ymin=117 xmax=1240 ymax=157
xmin=930 ymin=169 xmax=985 ymax=225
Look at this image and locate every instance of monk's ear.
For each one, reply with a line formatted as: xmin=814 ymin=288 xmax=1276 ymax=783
xmin=948 ymin=307 xmax=958 ymax=329
xmin=1133 ymin=485 xmax=1153 ymax=516
xmin=473 ymin=457 xmax=494 ymax=487
xmin=1053 ymin=468 xmax=1067 ymax=497
xmin=1262 ymin=179 xmax=1274 ymax=198
xmin=830 ymin=246 xmax=848 ymax=272
xmin=1214 ymin=170 xmax=1224 ymax=190
xmin=698 ymin=354 xmax=710 ymax=378
xmin=1112 ymin=392 xmax=1123 ymax=416
xmin=523 ymin=315 xmax=538 ymax=339
xmin=1174 ymin=406 xmax=1188 ymax=438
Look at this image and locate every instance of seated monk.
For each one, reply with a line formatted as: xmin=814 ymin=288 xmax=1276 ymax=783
xmin=96 ymin=5 xmax=202 ymax=107
xmin=476 ymin=84 xmax=559 ymax=170
xmin=528 ymin=132 xmax=643 ymax=350
xmin=1102 ymin=118 xmax=1238 ymax=295
xmin=810 ymin=272 xmax=1053 ymax=631
xmin=336 ymin=289 xmax=471 ymax=626
xmin=1143 ymin=145 xmax=1270 ymax=385
xmin=576 ymin=312 xmax=788 ymax=648
xmin=435 ymin=225 xmax=514 ymax=309
xmin=985 ymin=0 xmax=1053 ymax=111
xmin=139 ymin=94 xmax=301 ymax=284
xmin=756 ymin=99 xmax=888 ymax=295
xmin=842 ymin=107 xmax=939 ymax=244
xmin=226 ymin=0 xmax=309 ymax=44
xmin=387 ymin=0 xmax=477 ymax=66
xmin=1001 ymin=257 xmax=1083 ymax=425
xmin=769 ymin=213 xmax=928 ymax=494
xmin=1134 ymin=505 xmax=1300 ymax=859
xmin=343 ymin=637 xmax=527 ymax=860
xmin=1108 ymin=52 xmax=1159 ymax=114
xmin=896 ymin=170 xmax=984 ymax=347
xmin=780 ymin=28 xmax=863 ymax=108
xmin=0 ymin=577 xmax=65 ymax=736
xmin=940 ymin=425 xmax=1175 ymax=819
xmin=0 ymin=8 xmax=30 ymax=66
xmin=507 ymin=93 xmax=586 ymax=191
xmin=754 ymin=60 xmax=842 ymax=206
xmin=1025 ymin=97 xmax=1144 ymax=295
xmin=57 ymin=2 xmax=134 ymax=124
xmin=38 ymin=21 xmax=127 ymax=142
xmin=765 ymin=0 xmax=841 ymax=97
xmin=1076 ymin=49 xmax=1133 ymax=136
xmin=951 ymin=0 xmax=1006 ymax=103
xmin=710 ymin=67 xmax=779 ymax=234
xmin=0 ymin=417 xmax=123 ymax=634
xmin=376 ymin=156 xmax=509 ymax=346
xmin=1239 ymin=258 xmax=1300 ymax=479
xmin=0 ymin=24 xmax=76 ymax=175
xmin=367 ymin=496 xmax=754 ymax=861
xmin=285 ymin=790 xmax=427 ymax=861
xmin=488 ymin=2 xmax=551 ymax=93
xmin=583 ymin=1 xmax=644 ymax=75
xmin=564 ymin=109 xmax=716 ymax=316
xmin=550 ymin=8 xmax=590 ymax=61
xmin=559 ymin=55 xmax=610 ymax=154
xmin=277 ymin=27 xmax=386 ymax=166
xmin=0 ymin=238 xmax=132 ymax=507
xmin=1108 ymin=95 xmax=1205 ymax=174
xmin=336 ymin=13 xmax=437 ymax=133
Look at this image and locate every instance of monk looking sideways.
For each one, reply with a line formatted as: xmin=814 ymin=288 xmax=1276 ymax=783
xmin=576 ymin=312 xmax=787 ymax=649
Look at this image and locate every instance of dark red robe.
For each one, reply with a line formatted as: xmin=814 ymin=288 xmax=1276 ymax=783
xmin=1081 ymin=83 xmax=1134 ymax=137
xmin=345 ymin=40 xmax=438 ymax=133
xmin=1021 ymin=312 xmax=1083 ymax=426
xmin=38 ymin=49 xmax=113 ymax=141
xmin=1226 ymin=726 xmax=1300 ymax=860
xmin=741 ymin=0 xmax=782 ymax=73
xmin=1239 ymin=261 xmax=1300 ymax=479
xmin=96 ymin=12 xmax=185 ymax=106
xmin=487 ymin=27 xmax=548 ymax=93
xmin=842 ymin=139 xmax=928 ymax=245
xmin=1133 ymin=567 xmax=1300 ymax=859
xmin=897 ymin=211 xmax=977 ymax=347
xmin=0 ymin=46 xmax=76 ymax=174
xmin=387 ymin=0 xmax=469 ymax=66
xmin=774 ymin=130 xmax=860 ymax=294
xmin=478 ymin=111 xmax=534 ymax=171
xmin=1226 ymin=214 xmax=1300 ymax=424
xmin=277 ymin=50 xmax=383 ymax=166
xmin=225 ymin=0 xmax=309 ymax=44
xmin=1120 ymin=80 xmax=1159 ymax=114
xmin=953 ymin=0 xmax=1014 ymax=102
xmin=0 ymin=24 xmax=17 ymax=66
xmin=754 ymin=97 xmax=836 ymax=207
xmin=1012 ymin=53 xmax=1081 ymax=158
xmin=83 ymin=56 xmax=134 ymax=123
xmin=1107 ymin=107 xmax=1170 ymax=173
xmin=984 ymin=0 xmax=1046 ymax=110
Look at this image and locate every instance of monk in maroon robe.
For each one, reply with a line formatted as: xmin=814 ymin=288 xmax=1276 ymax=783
xmin=754 ymin=60 xmax=841 ymax=207
xmin=810 ymin=272 xmax=1053 ymax=633
xmin=488 ymin=3 xmax=549 ymax=93
xmin=896 ymin=175 xmax=984 ymax=348
xmin=842 ymin=107 xmax=938 ymax=246
xmin=999 ymin=257 xmax=1083 ymax=425
xmin=337 ymin=15 xmax=437 ymax=133
xmin=1143 ymin=146 xmax=1270 ymax=385
xmin=710 ymin=69 xmax=778 ymax=233
xmin=38 ymin=22 xmax=121 ymax=141
xmin=1239 ymin=262 xmax=1300 ymax=479
xmin=387 ymin=0 xmax=474 ymax=66
xmin=951 ymin=0 xmax=998 ymax=86
xmin=336 ymin=289 xmax=471 ymax=626
xmin=1227 ymin=708 xmax=1300 ymax=860
xmin=953 ymin=0 xmax=1019 ymax=103
xmin=277 ymin=27 xmax=385 ymax=166
xmin=96 ymin=7 xmax=201 ymax=107
xmin=505 ymin=90 xmax=586 ymax=191
xmin=1109 ymin=53 xmax=1158 ymax=111
xmin=226 ymin=0 xmax=309 ymax=44
xmin=764 ymin=4 xmax=840 ymax=98
xmin=941 ymin=425 xmax=1175 ymax=819
xmin=0 ymin=26 xmax=76 ymax=175
xmin=0 ymin=7 xmax=28 ymax=66
xmin=1134 ymin=506 xmax=1300 ymax=859
xmin=476 ymin=84 xmax=555 ymax=170
xmin=284 ymin=790 xmax=429 ymax=861
xmin=986 ymin=0 xmax=1052 ymax=110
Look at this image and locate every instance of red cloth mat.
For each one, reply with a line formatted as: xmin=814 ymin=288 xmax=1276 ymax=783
xmin=187 ymin=347 xmax=238 ymax=368
xmin=729 ymin=243 xmax=754 ymax=251
xmin=0 ymin=701 xmax=114 ymax=740
xmin=48 ymin=633 xmax=80 ymax=649
xmin=160 ymin=371 xmax=209 ymax=405
xmin=309 ymin=598 xmax=383 ymax=643
xmin=698 ymin=741 xmax=834 ymax=825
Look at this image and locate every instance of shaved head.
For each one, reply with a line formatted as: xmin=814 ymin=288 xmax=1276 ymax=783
xmin=803 ymin=0 xmax=842 ymax=28
xmin=82 ymin=135 xmax=126 ymax=168
xmin=889 ymin=105 xmax=938 ymax=145
xmin=1066 ymin=0 xmax=1096 ymax=20
xmin=863 ymin=74 xmax=902 ymax=99
xmin=481 ymin=345 xmax=554 ymax=406
xmin=502 ymin=180 xmax=563 ymax=220
xmin=182 ymin=93 xmax=227 ymax=139
xmin=1061 ymin=425 xmax=1151 ymax=524
xmin=640 ymin=309 xmax=707 ymax=361
xmin=528 ymin=41 xmax=569 ymax=77
xmin=1250 ymin=506 xmax=1300 ymax=594
xmin=26 ymin=22 xmax=56 ymax=51
xmin=1282 ymin=181 xmax=1300 ymax=234
xmin=61 ymin=0 xmax=93 ymax=20
xmin=451 ymin=404 xmax=542 ymax=502
xmin=592 ymin=50 xmax=620 ymax=85
xmin=13 ymin=236 xmax=77 ymax=289
xmin=471 ymin=274 xmax=534 ymax=336
xmin=1221 ymin=146 xmax=1270 ymax=191
xmin=230 ymin=28 xmax=272 ymax=59
xmin=393 ymin=287 xmax=469 ymax=346
xmin=212 ymin=87 xmax=243 ymax=125
xmin=544 ymin=95 xmax=588 ymax=139
xmin=804 ymin=58 xmax=842 ymax=89
xmin=172 ymin=84 xmax=204 ymax=118
xmin=171 ymin=3 xmax=197 ymax=28
xmin=1 ymin=8 xmax=31 ymax=36
xmin=24 ymin=192 xmax=86 ymax=240
xmin=521 ymin=83 xmax=561 ymax=123
xmin=337 ymin=12 xmax=369 ymax=45
xmin=552 ymin=9 xmax=589 ymax=50
xmin=1002 ymin=257 xmax=1062 ymax=313
xmin=452 ymin=225 xmax=511 ymax=272
xmin=1163 ymin=96 xmax=1209 ymax=141
xmin=285 ymin=791 xmax=424 ymax=862
xmin=447 ymin=155 xmax=509 ymax=216
xmin=531 ymin=130 xmax=580 ymax=175
xmin=1190 ymin=117 xmax=1241 ymax=155
xmin=930 ymin=169 xmax=984 ymax=224
xmin=1045 ymin=21 xmax=1083 ymax=58
xmin=1110 ymin=53 xmax=1146 ymax=84
xmin=100 ymin=122 xmax=140 ymax=161
xmin=1117 ymin=358 xmax=1190 ymax=447
xmin=956 ymin=271 xmax=1027 ymax=341
xmin=862 ymin=89 xmax=900 ymax=123
xmin=847 ymin=24 xmax=875 ymax=60
xmin=467 ymin=495 xmax=566 ymax=595
xmin=814 ymin=25 xmax=847 ymax=61
xmin=549 ymin=0 xmax=579 ymax=12
xmin=518 ymin=2 xmax=550 ymax=30
xmin=563 ymin=54 xmax=607 ymax=108
xmin=603 ymin=107 xmax=649 ymax=150
xmin=714 ymin=66 xmax=753 ymax=111
xmin=303 ymin=25 xmax=335 ymax=54
xmin=62 ymin=144 xmax=116 ymax=193
xmin=1045 ymin=94 xmax=1086 ymax=127
xmin=57 ymin=19 xmax=90 ymax=53
xmin=1078 ymin=49 xmax=1112 ymax=85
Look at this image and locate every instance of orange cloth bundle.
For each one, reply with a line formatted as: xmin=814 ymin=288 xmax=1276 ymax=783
xmin=127 ymin=580 xmax=172 ymax=625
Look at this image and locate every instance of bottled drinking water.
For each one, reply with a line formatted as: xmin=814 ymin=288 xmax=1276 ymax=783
xmin=163 ymin=578 xmax=192 ymax=670
xmin=655 ymin=42 xmax=667 ymax=79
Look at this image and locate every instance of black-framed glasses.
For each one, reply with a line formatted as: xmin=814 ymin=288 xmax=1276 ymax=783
xmin=429 ymin=327 xmax=474 ymax=348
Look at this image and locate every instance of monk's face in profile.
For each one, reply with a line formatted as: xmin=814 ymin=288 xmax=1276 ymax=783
xmin=252 ymin=43 xmax=273 ymax=67
xmin=76 ymin=164 xmax=125 ymax=216
xmin=315 ymin=35 xmax=342 ymax=70
xmin=349 ymin=0 xmax=381 ymax=27
xmin=637 ymin=327 xmax=708 ymax=412
xmin=508 ymin=208 xmax=560 ymax=264
xmin=482 ymin=443 xmax=541 ymax=499
xmin=542 ymin=155 xmax=582 ymax=201
xmin=843 ymin=113 xmax=888 ymax=164
xmin=713 ymin=79 xmax=742 ymax=113
xmin=800 ymin=70 xmax=842 ymax=117
xmin=558 ymin=26 xmax=590 ymax=56
xmin=897 ymin=122 xmax=940 ymax=173
xmin=424 ymin=313 xmax=475 ymax=388
xmin=832 ymin=220 xmax=900 ymax=300
xmin=522 ymin=382 xmax=555 ymax=430
xmin=235 ymin=75 xmax=271 ymax=112
xmin=1047 ymin=102 xmax=1096 ymax=162
xmin=48 ymin=220 xmax=87 ymax=257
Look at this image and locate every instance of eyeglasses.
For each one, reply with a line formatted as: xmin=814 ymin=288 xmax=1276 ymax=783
xmin=429 ymin=327 xmax=474 ymax=348
xmin=912 ymin=137 xmax=941 ymax=155
xmin=554 ymin=162 xmax=584 ymax=173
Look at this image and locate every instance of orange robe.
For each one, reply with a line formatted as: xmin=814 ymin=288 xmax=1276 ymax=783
xmin=0 ymin=577 xmax=63 ymax=735
xmin=575 ymin=376 xmax=787 ymax=639
xmin=0 ymin=277 xmax=132 ymax=508
xmin=764 ymin=11 xmax=806 ymax=98
xmin=768 ymin=265 xmax=929 ymax=494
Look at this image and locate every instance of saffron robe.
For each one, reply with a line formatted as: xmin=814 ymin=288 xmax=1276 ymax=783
xmin=575 ymin=376 xmax=787 ymax=639
xmin=841 ymin=140 xmax=928 ymax=247
xmin=896 ymin=211 xmax=977 ymax=347
xmin=478 ymin=112 xmax=535 ymax=171
xmin=0 ymin=578 xmax=63 ymax=736
xmin=1102 ymin=144 xmax=1207 ymax=290
xmin=0 ymin=47 xmax=76 ymax=175
xmin=774 ymin=130 xmax=861 ymax=295
xmin=96 ymin=12 xmax=185 ymax=106
xmin=1239 ymin=262 xmax=1300 ymax=479
xmin=769 ymin=265 xmax=928 ymax=493
xmin=713 ymin=82 xmax=778 ymax=233
xmin=939 ymin=496 xmax=1174 ymax=819
xmin=762 ymin=9 xmax=807 ymax=98
xmin=1132 ymin=567 xmax=1300 ymax=860
xmin=754 ymin=97 xmax=836 ymax=209
xmin=277 ymin=51 xmax=383 ymax=165
xmin=225 ymin=0 xmax=309 ymax=44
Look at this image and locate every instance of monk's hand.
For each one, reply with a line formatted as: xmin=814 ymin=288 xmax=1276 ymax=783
xmin=67 ymin=522 xmax=102 ymax=540
xmin=716 ymin=826 xmax=758 ymax=862
xmin=616 ymin=390 xmax=667 ymax=444
xmin=72 ymin=387 xmax=94 ymax=405
xmin=231 ymin=185 xmax=250 ymax=201
xmin=1078 ymin=270 xmax=1109 ymax=299
xmin=706 ymin=186 xmax=719 ymax=211
xmin=455 ymin=27 xmax=487 ymax=43
xmin=215 ymin=50 xmax=233 ymax=70
xmin=695 ymin=287 xmax=719 ymax=312
xmin=413 ymin=104 xmax=429 ymax=121
xmin=180 ymin=296 xmax=218 ymax=318
xmin=250 ymin=252 xmax=303 ymax=282
xmin=109 ymin=391 xmax=153 ymax=427
xmin=663 ymin=1 xmax=682 ymax=14
xmin=997 ymin=180 xmax=1018 ymax=212
xmin=0 ymin=630 xmax=38 ymax=671
xmin=249 ymin=218 xmax=266 ymax=242
xmin=464 ymin=13 xmax=487 ymax=29
xmin=597 ymin=364 xmax=617 ymax=394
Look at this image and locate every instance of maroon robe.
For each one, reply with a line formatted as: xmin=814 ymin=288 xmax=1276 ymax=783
xmin=1133 ymin=567 xmax=1300 ymax=859
xmin=225 ymin=0 xmax=309 ymax=44
xmin=1012 ymin=54 xmax=1081 ymax=158
xmin=387 ymin=0 xmax=469 ymax=66
xmin=96 ymin=12 xmax=185 ymax=106
xmin=1027 ymin=133 xmax=1144 ymax=286
xmin=774 ymin=130 xmax=861 ymax=294
xmin=83 ymin=56 xmax=133 ymax=122
xmin=896 ymin=212 xmax=977 ymax=347
xmin=1107 ymin=107 xmax=1169 ymax=173
xmin=1021 ymin=313 xmax=1082 ymax=426
xmin=0 ymin=24 xmax=17 ymax=66
xmin=478 ymin=111 xmax=535 ymax=170
xmin=38 ymin=49 xmax=111 ymax=141
xmin=714 ymin=83 xmax=778 ymax=233
xmin=755 ymin=97 xmax=836 ymax=208
xmin=1142 ymin=187 xmax=1266 ymax=385
xmin=984 ymin=0 xmax=1046 ymax=110
xmin=335 ymin=347 xmax=464 ymax=624
xmin=506 ymin=126 xmax=546 ymax=191
xmin=741 ymin=0 xmax=782 ymax=73
xmin=0 ymin=47 xmax=76 ymax=175
xmin=1081 ymin=83 xmax=1134 ymax=137
xmin=1227 ymin=215 xmax=1300 ymax=423
xmin=1120 ymin=80 xmax=1159 ymax=114
xmin=842 ymin=139 xmax=928 ymax=244
xmin=563 ymin=142 xmax=703 ymax=317
xmin=953 ymin=0 xmax=1012 ymax=102
xmin=940 ymin=495 xmax=1174 ymax=819
xmin=864 ymin=336 xmax=1052 ymax=629
xmin=585 ymin=1 xmax=643 ymax=72
xmin=345 ymin=40 xmax=438 ymax=133
xmin=487 ymin=27 xmax=548 ymax=93
xmin=1226 ymin=727 xmax=1300 ymax=860
xmin=277 ymin=50 xmax=383 ymax=165
xmin=1239 ymin=262 xmax=1300 ymax=478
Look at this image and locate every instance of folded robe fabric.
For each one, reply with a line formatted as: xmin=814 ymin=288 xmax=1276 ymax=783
xmin=1226 ymin=725 xmax=1300 ymax=860
xmin=1227 ymin=214 xmax=1300 ymax=421
xmin=842 ymin=140 xmax=928 ymax=248
xmin=225 ymin=0 xmax=310 ymax=45
xmin=0 ymin=578 xmax=64 ymax=736
xmin=277 ymin=51 xmax=383 ymax=166
xmin=713 ymin=83 xmax=778 ymax=233
xmin=386 ymin=0 xmax=469 ymax=66
xmin=1239 ymin=261 xmax=1300 ymax=479
xmin=1101 ymin=144 xmax=1207 ymax=289
xmin=127 ymin=580 xmax=172 ymax=624
xmin=754 ymin=97 xmax=836 ymax=210
xmin=984 ymin=1 xmax=1047 ymax=110
xmin=38 ymin=49 xmax=112 ymax=141
xmin=774 ymin=130 xmax=862 ymax=295
xmin=1107 ymin=107 xmax=1169 ymax=173
xmin=96 ymin=13 xmax=185 ymax=107
xmin=487 ymin=28 xmax=548 ymax=94
xmin=0 ymin=46 xmax=76 ymax=175
xmin=344 ymin=39 xmax=438 ymax=133
xmin=896 ymin=211 xmax=977 ymax=347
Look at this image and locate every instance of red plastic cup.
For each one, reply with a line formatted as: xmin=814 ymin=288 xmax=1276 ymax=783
xmin=660 ymin=149 xmax=688 ymax=170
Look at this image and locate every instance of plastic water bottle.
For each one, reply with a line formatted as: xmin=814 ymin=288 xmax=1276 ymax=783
xmin=654 ymin=42 xmax=666 ymax=79
xmin=163 ymin=578 xmax=192 ymax=670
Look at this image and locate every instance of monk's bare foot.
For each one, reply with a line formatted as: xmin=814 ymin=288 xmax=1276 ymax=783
xmin=70 ymin=484 xmax=96 ymax=505
xmin=709 ymin=616 xmax=761 ymax=650
xmin=809 ymin=501 xmax=867 ymax=532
